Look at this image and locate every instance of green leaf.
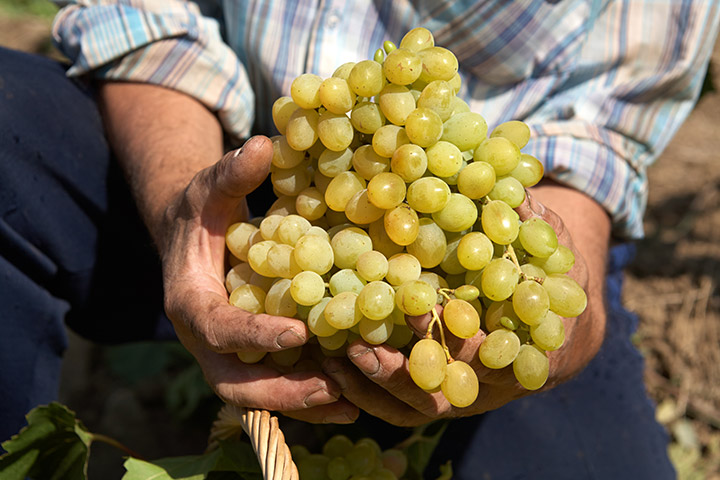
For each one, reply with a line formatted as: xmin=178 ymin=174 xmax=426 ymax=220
xmin=403 ymin=420 xmax=449 ymax=480
xmin=0 ymin=403 xmax=92 ymax=480
xmin=214 ymin=440 xmax=263 ymax=478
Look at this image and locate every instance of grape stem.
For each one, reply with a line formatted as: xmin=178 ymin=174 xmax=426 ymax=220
xmin=426 ymin=308 xmax=454 ymax=363
xmin=503 ymin=244 xmax=544 ymax=284
xmin=437 ymin=288 xmax=454 ymax=302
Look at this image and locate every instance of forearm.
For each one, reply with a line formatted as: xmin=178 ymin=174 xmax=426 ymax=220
xmin=97 ymin=82 xmax=225 ymax=248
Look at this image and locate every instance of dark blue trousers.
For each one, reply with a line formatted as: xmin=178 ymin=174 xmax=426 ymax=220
xmin=0 ymin=47 xmax=675 ymax=479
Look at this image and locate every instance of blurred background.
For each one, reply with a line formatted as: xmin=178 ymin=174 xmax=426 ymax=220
xmin=1 ymin=1 xmax=719 ymax=478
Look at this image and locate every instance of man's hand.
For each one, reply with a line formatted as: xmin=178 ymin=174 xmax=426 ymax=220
xmin=322 ymin=181 xmax=610 ymax=426
xmin=98 ymin=82 xmax=358 ymax=424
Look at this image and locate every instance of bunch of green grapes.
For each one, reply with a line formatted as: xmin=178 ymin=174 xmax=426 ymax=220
xmin=224 ymin=27 xmax=587 ymax=407
xmin=292 ymin=435 xmax=408 ymax=480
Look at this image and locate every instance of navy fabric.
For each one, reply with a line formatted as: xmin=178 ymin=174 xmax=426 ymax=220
xmin=0 ymin=47 xmax=674 ymax=479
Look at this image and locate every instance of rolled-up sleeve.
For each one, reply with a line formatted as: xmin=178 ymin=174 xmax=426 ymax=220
xmin=51 ymin=0 xmax=254 ymax=141
xmin=524 ymin=1 xmax=720 ymax=239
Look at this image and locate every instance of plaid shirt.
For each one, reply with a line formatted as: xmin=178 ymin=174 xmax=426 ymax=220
xmin=52 ymin=0 xmax=720 ymax=239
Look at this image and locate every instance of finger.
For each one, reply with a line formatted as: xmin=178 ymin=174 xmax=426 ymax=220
xmin=196 ymin=349 xmax=345 ymax=412
xmin=322 ymin=357 xmax=434 ymax=427
xmin=208 ymin=135 xmax=273 ymax=201
xmin=281 ymin=398 xmax=359 ymax=424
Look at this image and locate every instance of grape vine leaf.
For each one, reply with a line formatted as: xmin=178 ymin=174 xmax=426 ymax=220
xmin=122 ymin=439 xmax=263 ymax=480
xmin=0 ymin=402 xmax=92 ymax=480
xmin=403 ymin=420 xmax=449 ymax=480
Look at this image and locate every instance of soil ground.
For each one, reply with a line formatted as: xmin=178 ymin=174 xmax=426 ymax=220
xmin=2 ymin=8 xmax=719 ymax=479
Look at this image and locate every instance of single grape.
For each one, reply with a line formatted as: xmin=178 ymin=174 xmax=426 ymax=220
xmin=351 ymin=101 xmax=386 ymax=134
xmin=431 ymin=193 xmax=478 ymax=232
xmin=441 ymin=360 xmax=479 ymax=408
xmin=390 ymin=143 xmax=427 ymax=182
xmin=512 ymin=280 xmax=550 ymax=326
xmin=359 ymin=315 xmax=394 ymax=344
xmin=530 ymin=310 xmax=565 ymax=351
xmin=383 ymin=47 xmax=422 ymax=85
xmin=229 ymin=284 xmax=266 ymax=314
xmin=294 ymin=234 xmax=334 ymax=275
xmin=406 ymin=218 xmax=447 ymax=268
xmin=385 ymin=253 xmax=422 ymax=286
xmin=528 ymin=244 xmax=575 ymax=274
xmin=319 ymin=76 xmax=356 ymax=114
xmin=404 ymin=107 xmax=443 ymax=147
xmin=473 ymin=137 xmax=521 ymax=176
xmin=324 ymin=291 xmax=362 ymax=329
xmin=384 ymin=204 xmax=420 ymax=246
xmin=440 ymin=112 xmax=487 ymax=151
xmin=481 ymin=200 xmax=519 ymax=245
xmin=456 ymin=161 xmax=496 ymax=200
xmin=408 ymin=338 xmax=447 ymax=390
xmin=490 ymin=120 xmax=531 ymax=149
xmin=542 ymin=273 xmax=587 ymax=318
xmin=307 ymin=297 xmax=336 ymax=337
xmin=443 ymin=299 xmax=480 ymax=338
xmin=406 ymin=177 xmax=451 ymax=213
xmin=271 ymin=96 xmax=300 ymax=134
xmin=518 ymin=217 xmax=558 ymax=258
xmin=355 ymin=250 xmax=389 ymax=282
xmin=478 ymin=328 xmax=521 ymax=369
xmin=513 ymin=344 xmax=549 ymax=390
xmin=510 ymin=153 xmax=544 ymax=187
xmin=456 ymin=232 xmax=493 ymax=271
xmin=226 ymin=222 xmax=259 ymax=262
xmin=318 ymin=147 xmax=354 ymax=177
xmin=480 ymin=258 xmax=520 ymax=301
xmin=328 ymin=269 xmax=367 ymax=296
xmin=290 ymin=270 xmax=326 ymax=306
xmin=290 ymin=73 xmax=323 ymax=109
xmin=357 ymin=281 xmax=396 ymax=320
xmin=352 ymin=144 xmax=391 ymax=180
xmin=366 ymin=172 xmax=406 ymax=209
xmin=378 ymin=83 xmax=416 ymax=126
xmin=395 ymin=279 xmax=437 ymax=316
xmin=488 ymin=176 xmax=526 ymax=208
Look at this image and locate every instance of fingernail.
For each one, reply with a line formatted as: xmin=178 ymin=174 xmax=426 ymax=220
xmin=323 ymin=413 xmax=355 ymax=424
xmin=304 ymin=388 xmax=338 ymax=407
xmin=349 ymin=347 xmax=380 ymax=375
xmin=276 ymin=329 xmax=304 ymax=348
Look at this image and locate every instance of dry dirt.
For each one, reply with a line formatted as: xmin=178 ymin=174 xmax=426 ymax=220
xmin=2 ymin=12 xmax=719 ymax=479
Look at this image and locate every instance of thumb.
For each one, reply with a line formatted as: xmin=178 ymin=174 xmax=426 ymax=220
xmin=209 ymin=135 xmax=273 ymax=200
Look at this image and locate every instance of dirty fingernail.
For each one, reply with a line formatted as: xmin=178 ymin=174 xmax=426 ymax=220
xmin=276 ymin=329 xmax=304 ymax=348
xmin=350 ymin=347 xmax=380 ymax=375
xmin=323 ymin=413 xmax=355 ymax=424
xmin=304 ymin=388 xmax=338 ymax=407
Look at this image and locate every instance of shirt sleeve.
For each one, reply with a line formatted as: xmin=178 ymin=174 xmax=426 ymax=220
xmin=523 ymin=1 xmax=720 ymax=239
xmin=51 ymin=0 xmax=254 ymax=141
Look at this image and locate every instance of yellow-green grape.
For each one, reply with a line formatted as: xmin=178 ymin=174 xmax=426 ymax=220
xmin=226 ymin=222 xmax=259 ymax=261
xmin=249 ymin=271 xmax=274 ymax=292
xmin=374 ymin=47 xmax=385 ymax=63
xmin=378 ymin=84 xmax=416 ymax=126
xmin=409 ymin=338 xmax=447 ymax=390
xmin=510 ymin=153 xmax=544 ymax=187
xmin=385 ymin=253 xmax=421 ymax=286
xmin=271 ymin=96 xmax=300 ymax=134
xmin=457 ymin=231 xmax=493 ymax=271
xmin=383 ymin=47 xmax=422 ymax=85
xmin=531 ymin=310 xmax=565 ymax=351
xmin=399 ymin=27 xmax=435 ymax=52
xmin=418 ymin=46 xmax=458 ymax=82
xmin=478 ymin=328 xmax=521 ymax=369
xmin=490 ymin=120 xmax=531 ymax=149
xmin=296 ymin=187 xmax=327 ymax=221
xmin=385 ymin=323 xmax=414 ymax=349
xmin=372 ymin=124 xmax=411 ymax=158
xmin=317 ymin=147 xmax=353 ymax=177
xmin=271 ymin=162 xmax=312 ymax=196
xmin=290 ymin=270 xmax=326 ymax=306
xmin=381 ymin=449 xmax=408 ymax=479
xmin=237 ymin=350 xmax=266 ymax=364
xmin=443 ymin=298 xmax=480 ymax=338
xmin=441 ymin=112 xmax=487 ymax=151
xmin=324 ymin=291 xmax=362 ymax=330
xmin=271 ymin=135 xmax=305 ymax=169
xmin=247 ymin=240 xmax=277 ymax=277
xmin=265 ymin=278 xmax=297 ymax=317
xmin=407 ymin=218 xmax=447 ymax=268
xmin=390 ymin=143 xmax=428 ymax=182
xmin=425 ymin=140 xmax=463 ymax=177
xmin=447 ymin=72 xmax=462 ymax=94
xmin=356 ymin=250 xmax=389 ymax=282
xmin=454 ymin=284 xmax=480 ymax=302
xmin=521 ymin=262 xmax=547 ymax=281
xmin=331 ymin=226 xmax=373 ymax=269
xmin=481 ymin=300 xmax=519 ymax=332
xmin=404 ymin=107 xmax=443 ymax=147
xmin=294 ymin=234 xmax=334 ymax=274
xmin=481 ymin=199 xmax=519 ymax=245
xmin=417 ymin=80 xmax=454 ymax=121
xmin=367 ymin=172 xmax=406 ymax=209
xmin=357 ymin=281 xmax=396 ymax=320
xmin=323 ymin=434 xmax=355 ymax=458
xmin=346 ymin=442 xmax=378 ymax=476
xmin=481 ymin=258 xmax=520 ymax=301
xmin=383 ymin=203 xmax=420 ymax=245
xmin=368 ymin=218 xmax=404 ymax=258
xmin=512 ymin=280 xmax=550 ymax=326
xmin=348 ymin=148 xmax=386 ymax=182
xmin=266 ymin=195 xmax=298 ymax=216
xmin=395 ymin=279 xmax=437 ymax=316
xmin=345 ymin=189 xmax=385 ymax=224
xmin=285 ymin=108 xmax=319 ymax=151
xmin=328 ymin=268 xmax=366 ymax=296
xmin=513 ymin=344 xmax=549 ymax=390
xmin=406 ymin=176 xmax=451 ymax=213
xmin=359 ymin=315 xmax=394 ymax=345
xmin=351 ymin=100 xmax=386 ymax=134
xmin=431 ymin=193 xmax=478 ymax=232
xmin=488 ymin=176 xmax=526 ymax=208
xmin=319 ymin=76 xmax=356 ymax=114
xmin=276 ymin=214 xmax=312 ymax=246
xmin=229 ymin=284 xmax=267 ymax=313
xmin=266 ymin=243 xmax=302 ymax=278
xmin=348 ymin=60 xmax=385 ymax=97
xmin=542 ymin=273 xmax=587 ymax=318
xmin=327 ymin=456 xmax=353 ymax=480
xmin=305 ymin=226 xmax=331 ymax=241
xmin=307 ymin=297 xmax=336 ymax=337
xmin=440 ymin=234 xmax=465 ymax=275
xmin=332 ymin=61 xmax=356 ymax=80
xmin=318 ymin=111 xmax=354 ymax=152
xmin=449 ymin=96 xmax=471 ymax=115
xmin=225 ymin=262 xmax=253 ymax=293
xmin=270 ymin=345 xmax=303 ymax=367
xmin=325 ymin=171 xmax=366 ymax=211
xmin=317 ymin=329 xmax=349 ymax=351
xmin=473 ymin=137 xmax=521 ymax=176
xmin=290 ymin=73 xmax=323 ymax=109
xmin=528 ymin=244 xmax=575 ymax=274
xmin=441 ymin=360 xmax=479 ymax=408
xmin=518 ymin=217 xmax=559 ymax=258
xmin=383 ymin=40 xmax=397 ymax=54
xmin=456 ymin=161 xmax=496 ymax=200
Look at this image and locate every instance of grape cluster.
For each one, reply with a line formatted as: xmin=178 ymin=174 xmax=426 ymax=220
xmin=224 ymin=27 xmax=587 ymax=407
xmin=292 ymin=435 xmax=407 ymax=480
